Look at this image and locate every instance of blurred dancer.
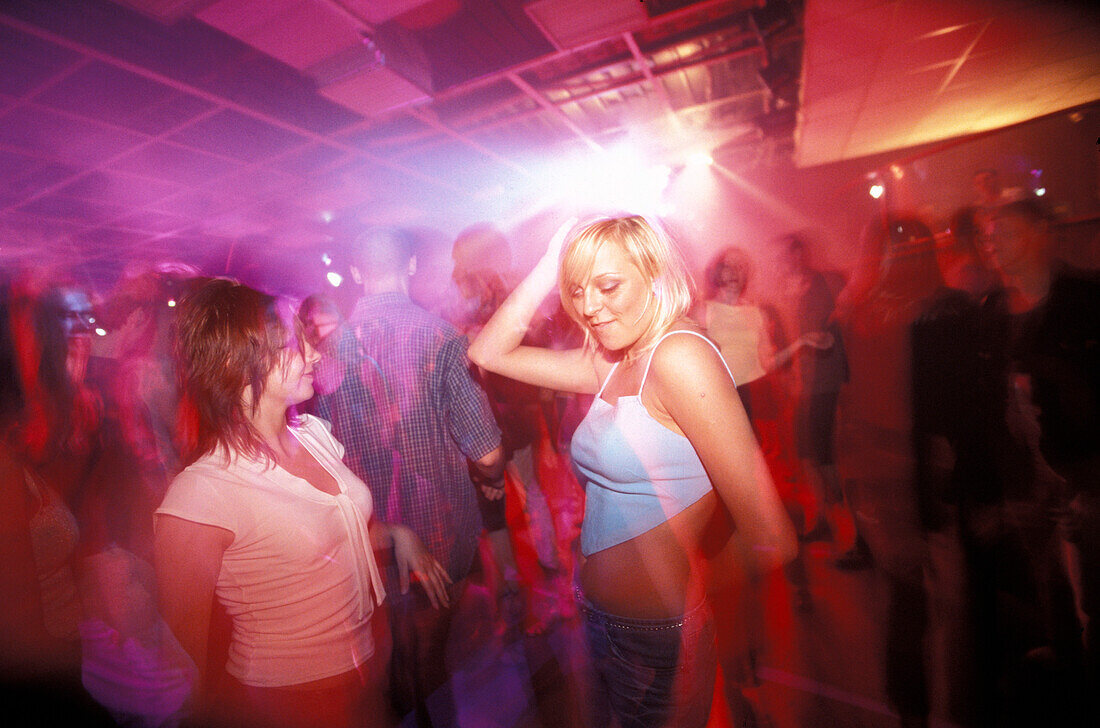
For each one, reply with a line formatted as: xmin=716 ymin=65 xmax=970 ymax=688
xmin=700 ymin=246 xmax=823 ymax=724
xmin=296 ymin=293 xmax=343 ymax=415
xmin=1 ymin=272 xmax=113 ymax=725
xmin=316 ymin=228 xmax=504 ymax=727
xmin=80 ymin=266 xmax=201 ymax=727
xmin=840 ymin=217 xmax=943 ymax=727
xmin=938 ymin=207 xmax=997 ymax=299
xmin=452 ymin=223 xmax=566 ymax=636
xmin=981 ymin=199 xmax=1095 ymax=723
xmin=779 ymin=236 xmax=849 ymax=545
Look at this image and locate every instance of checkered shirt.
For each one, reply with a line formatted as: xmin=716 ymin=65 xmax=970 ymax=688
xmin=316 ymin=292 xmax=500 ymax=582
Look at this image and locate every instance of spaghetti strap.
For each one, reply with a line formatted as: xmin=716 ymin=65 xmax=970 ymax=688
xmin=596 ymin=360 xmax=621 ymax=398
xmin=638 ymin=330 xmax=736 ymax=395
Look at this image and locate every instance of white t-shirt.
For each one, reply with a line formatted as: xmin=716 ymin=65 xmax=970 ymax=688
xmin=705 ymin=301 xmax=769 ymax=386
xmin=156 ymin=415 xmax=385 ymax=687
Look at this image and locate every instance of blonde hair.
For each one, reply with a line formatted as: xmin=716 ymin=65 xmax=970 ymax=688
xmin=558 ymin=215 xmax=694 ymax=358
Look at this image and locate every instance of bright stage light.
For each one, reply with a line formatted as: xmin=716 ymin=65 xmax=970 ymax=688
xmin=327 ymin=271 xmax=343 ymax=287
xmin=687 ymin=151 xmax=714 ymax=167
xmin=1035 ymin=187 xmax=1046 ymax=197
xmin=550 ymin=145 xmax=674 ymax=215
xmin=321 ymin=252 xmax=332 ymax=266
xmin=167 ymin=299 xmax=177 ymax=307
xmin=869 ymin=183 xmax=885 ymax=199
xmin=95 ymin=327 xmax=107 ymax=337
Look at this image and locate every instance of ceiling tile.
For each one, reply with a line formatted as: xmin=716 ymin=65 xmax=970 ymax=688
xmin=805 ymin=0 xmax=893 ymax=27
xmin=111 ymin=209 xmax=192 ymax=234
xmin=804 ymin=3 xmax=895 ymax=68
xmin=71 ymin=226 xmax=153 ymax=250
xmin=888 ymin=0 xmax=993 ymax=43
xmin=800 ymin=86 xmax=866 ymax=121
xmin=945 ymin=50 xmax=1034 ymax=89
xmin=0 ymin=23 xmax=84 ymax=97
xmin=0 ymin=105 xmax=147 ymax=166
xmin=199 ymin=0 xmax=363 ymax=71
xmin=270 ymin=143 xmax=348 ymax=176
xmin=1027 ymin=24 xmax=1100 ymax=69
xmin=805 ymin=52 xmax=877 ymax=94
xmin=2 ymin=160 xmax=82 ymax=206
xmin=34 ymin=61 xmax=217 ymax=136
xmin=165 ymin=109 xmax=310 ymax=162
xmin=864 ymin=65 xmax=946 ymax=106
xmin=0 ymin=148 xmax=54 ymax=182
xmin=108 ymin=141 xmax=244 ymax=185
xmin=53 ymin=171 xmax=182 ymax=207
xmin=149 ymin=188 xmax=240 ymax=219
xmin=876 ymin=24 xmax=981 ymax=76
xmin=17 ymin=194 xmax=129 ymax=225
xmin=1015 ymin=52 xmax=1100 ymax=92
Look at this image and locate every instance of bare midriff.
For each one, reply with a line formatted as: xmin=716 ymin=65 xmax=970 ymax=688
xmin=578 ymin=491 xmax=718 ymax=619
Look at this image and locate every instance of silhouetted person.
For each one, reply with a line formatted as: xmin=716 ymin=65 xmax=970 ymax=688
xmin=983 ymin=199 xmax=1095 ymax=724
xmin=842 ymin=217 xmax=943 ymax=727
xmin=779 ymin=236 xmax=848 ymax=545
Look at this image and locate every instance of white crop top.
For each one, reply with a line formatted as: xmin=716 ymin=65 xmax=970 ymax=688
xmin=570 ymin=330 xmax=735 ymax=556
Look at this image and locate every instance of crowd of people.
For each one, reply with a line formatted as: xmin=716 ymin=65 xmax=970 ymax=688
xmin=1 ymin=183 xmax=1097 ymax=728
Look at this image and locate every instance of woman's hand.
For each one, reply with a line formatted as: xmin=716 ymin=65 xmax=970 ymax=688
xmin=466 ymin=216 xmax=601 ymax=395
xmin=800 ymin=331 xmax=834 ymax=350
xmin=389 ymin=524 xmax=453 ymax=609
xmin=536 ymin=217 xmax=579 ymax=272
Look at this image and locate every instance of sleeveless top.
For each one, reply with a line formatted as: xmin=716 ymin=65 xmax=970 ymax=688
xmin=571 ymin=330 xmax=735 ymax=556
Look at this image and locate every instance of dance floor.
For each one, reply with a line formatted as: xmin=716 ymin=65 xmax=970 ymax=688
xmin=431 ymin=540 xmax=963 ymax=728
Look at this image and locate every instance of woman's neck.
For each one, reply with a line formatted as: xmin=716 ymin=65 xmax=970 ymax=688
xmin=249 ymin=399 xmax=294 ymax=457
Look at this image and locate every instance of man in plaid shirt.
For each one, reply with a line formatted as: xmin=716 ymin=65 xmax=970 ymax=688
xmin=317 ymin=227 xmax=503 ymax=727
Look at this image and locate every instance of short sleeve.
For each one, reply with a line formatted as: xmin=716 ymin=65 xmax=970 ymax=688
xmin=300 ymin=414 xmax=346 ymax=461
xmin=155 ymin=466 xmax=240 ymax=538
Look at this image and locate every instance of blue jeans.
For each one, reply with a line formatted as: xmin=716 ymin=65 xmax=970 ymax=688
xmin=578 ymin=589 xmax=717 ymax=728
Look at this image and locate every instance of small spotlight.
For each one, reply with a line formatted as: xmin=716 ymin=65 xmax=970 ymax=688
xmin=327 ymin=271 xmax=343 ymax=287
xmin=167 ymin=299 xmax=177 ymax=307
xmin=869 ymin=183 xmax=885 ymax=199
xmin=320 ymin=210 xmax=334 ymax=224
xmin=1035 ymin=187 xmax=1046 ymax=197
xmin=321 ymin=253 xmax=332 ymax=266
xmin=94 ymin=327 xmax=107 ymax=337
xmin=889 ymin=164 xmax=904 ymax=180
xmin=688 ymin=151 xmax=714 ymax=167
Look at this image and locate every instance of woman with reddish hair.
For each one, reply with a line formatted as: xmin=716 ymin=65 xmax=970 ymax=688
xmin=155 ymin=278 xmax=449 ymax=728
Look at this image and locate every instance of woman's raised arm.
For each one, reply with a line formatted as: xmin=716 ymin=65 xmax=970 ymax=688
xmin=646 ymin=334 xmax=797 ymax=572
xmin=468 ymin=218 xmax=602 ymax=394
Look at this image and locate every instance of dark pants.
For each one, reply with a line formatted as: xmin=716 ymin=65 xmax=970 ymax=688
xmin=221 ymin=662 xmax=393 ymax=728
xmin=387 ymin=579 xmax=466 ymax=728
